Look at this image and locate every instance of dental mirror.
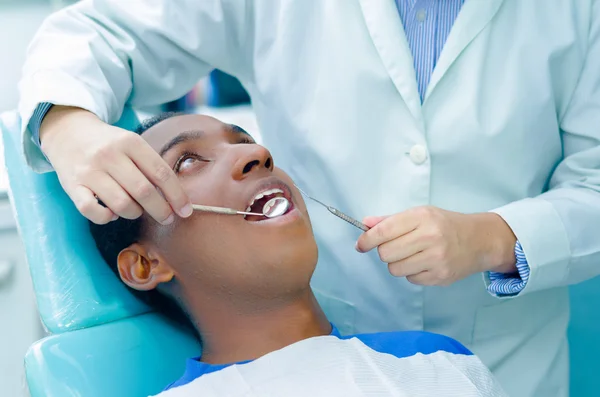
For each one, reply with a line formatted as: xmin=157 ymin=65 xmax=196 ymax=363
xmin=262 ymin=196 xmax=290 ymax=218
xmin=192 ymin=197 xmax=290 ymax=218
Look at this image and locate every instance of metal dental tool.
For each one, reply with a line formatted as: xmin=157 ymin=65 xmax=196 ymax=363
xmin=261 ymin=196 xmax=290 ymax=217
xmin=294 ymin=184 xmax=370 ymax=231
xmin=192 ymin=196 xmax=290 ymax=218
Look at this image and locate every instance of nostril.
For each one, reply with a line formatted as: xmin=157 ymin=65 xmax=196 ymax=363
xmin=265 ymin=157 xmax=272 ymax=169
xmin=243 ymin=160 xmax=259 ymax=174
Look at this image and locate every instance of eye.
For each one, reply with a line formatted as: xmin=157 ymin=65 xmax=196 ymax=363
xmin=174 ymin=152 xmax=208 ymax=174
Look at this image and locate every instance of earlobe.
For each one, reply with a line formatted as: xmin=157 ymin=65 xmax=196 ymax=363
xmin=117 ymin=244 xmax=174 ymax=291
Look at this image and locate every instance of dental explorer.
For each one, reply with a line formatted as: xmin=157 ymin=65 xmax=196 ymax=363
xmin=293 ymin=185 xmax=370 ymax=232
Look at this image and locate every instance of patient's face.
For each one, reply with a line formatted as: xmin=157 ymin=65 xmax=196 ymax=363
xmin=136 ymin=115 xmax=317 ymax=301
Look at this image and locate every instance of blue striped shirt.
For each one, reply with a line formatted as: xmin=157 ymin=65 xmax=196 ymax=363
xmin=396 ymin=0 xmax=463 ymax=101
xmin=28 ymin=0 xmax=529 ymax=296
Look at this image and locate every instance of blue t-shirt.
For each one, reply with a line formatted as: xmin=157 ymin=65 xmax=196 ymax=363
xmin=164 ymin=325 xmax=472 ymax=391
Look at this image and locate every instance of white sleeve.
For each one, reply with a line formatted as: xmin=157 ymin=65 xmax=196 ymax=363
xmin=18 ymin=0 xmax=253 ymax=172
xmin=491 ymin=0 xmax=600 ymax=295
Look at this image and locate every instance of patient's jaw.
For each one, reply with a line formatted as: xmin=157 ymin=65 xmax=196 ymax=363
xmin=118 ymin=114 xmax=318 ymax=312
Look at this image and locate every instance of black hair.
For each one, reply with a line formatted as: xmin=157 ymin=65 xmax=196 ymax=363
xmin=134 ymin=111 xmax=182 ymax=135
xmin=89 ymin=111 xmax=191 ymax=328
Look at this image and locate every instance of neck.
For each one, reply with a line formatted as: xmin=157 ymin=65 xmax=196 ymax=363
xmin=190 ymin=288 xmax=331 ymax=364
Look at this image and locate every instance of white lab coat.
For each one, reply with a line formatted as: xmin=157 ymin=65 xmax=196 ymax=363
xmin=18 ymin=1 xmax=600 ymax=396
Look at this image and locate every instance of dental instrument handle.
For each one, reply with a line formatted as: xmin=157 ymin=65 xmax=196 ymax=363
xmin=192 ymin=204 xmax=263 ymax=217
xmin=293 ymin=184 xmax=370 ymax=231
xmin=327 ymin=207 xmax=370 ymax=231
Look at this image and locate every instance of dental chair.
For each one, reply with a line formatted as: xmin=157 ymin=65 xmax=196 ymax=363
xmin=0 ymin=109 xmax=200 ymax=397
xmin=2 ymin=109 xmax=600 ymax=396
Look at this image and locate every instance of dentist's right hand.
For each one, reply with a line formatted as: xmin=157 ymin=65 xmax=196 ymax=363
xmin=39 ymin=106 xmax=193 ymax=225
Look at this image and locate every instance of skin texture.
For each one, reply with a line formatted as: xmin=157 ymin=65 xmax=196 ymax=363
xmin=115 ymin=114 xmax=330 ymax=364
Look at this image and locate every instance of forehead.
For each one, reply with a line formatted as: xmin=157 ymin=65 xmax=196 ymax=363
xmin=141 ymin=114 xmax=228 ymax=152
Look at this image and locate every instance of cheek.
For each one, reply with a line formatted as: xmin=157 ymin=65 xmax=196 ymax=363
xmin=180 ymin=172 xmax=228 ymax=206
xmin=160 ymin=216 xmax=257 ymax=278
xmin=183 ymin=183 xmax=213 ymax=206
xmin=152 ymin=198 xmax=318 ymax=294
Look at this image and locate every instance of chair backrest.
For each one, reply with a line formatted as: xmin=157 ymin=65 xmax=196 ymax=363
xmin=1 ymin=110 xmax=200 ymax=396
xmin=24 ymin=312 xmax=200 ymax=397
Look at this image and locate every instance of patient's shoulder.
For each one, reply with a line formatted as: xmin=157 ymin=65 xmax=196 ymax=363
xmin=344 ymin=331 xmax=472 ymax=359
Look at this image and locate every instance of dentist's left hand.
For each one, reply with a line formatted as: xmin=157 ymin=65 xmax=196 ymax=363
xmin=355 ymin=206 xmax=517 ymax=286
xmin=39 ymin=106 xmax=193 ymax=225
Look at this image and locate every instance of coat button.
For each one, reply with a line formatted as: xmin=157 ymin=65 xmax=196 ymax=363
xmin=409 ymin=144 xmax=428 ymax=165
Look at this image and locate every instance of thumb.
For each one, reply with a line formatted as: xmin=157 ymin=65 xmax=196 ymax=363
xmin=362 ymin=215 xmax=389 ymax=228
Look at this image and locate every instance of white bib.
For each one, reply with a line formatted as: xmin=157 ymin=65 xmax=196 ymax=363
xmin=154 ymin=336 xmax=507 ymax=397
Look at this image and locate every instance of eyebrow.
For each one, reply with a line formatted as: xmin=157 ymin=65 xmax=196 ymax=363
xmin=158 ymin=124 xmax=251 ymax=157
xmin=159 ymin=130 xmax=204 ymax=157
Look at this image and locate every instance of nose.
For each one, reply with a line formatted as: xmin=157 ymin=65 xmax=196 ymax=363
xmin=231 ymin=144 xmax=274 ymax=180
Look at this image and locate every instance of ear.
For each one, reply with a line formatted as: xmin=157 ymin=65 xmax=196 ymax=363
xmin=117 ymin=243 xmax=174 ymax=291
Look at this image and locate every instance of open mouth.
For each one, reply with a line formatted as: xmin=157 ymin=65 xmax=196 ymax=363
xmin=244 ymin=186 xmax=294 ymax=222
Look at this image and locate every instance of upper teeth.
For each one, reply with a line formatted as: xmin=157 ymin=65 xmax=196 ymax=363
xmin=246 ymin=188 xmax=284 ymax=212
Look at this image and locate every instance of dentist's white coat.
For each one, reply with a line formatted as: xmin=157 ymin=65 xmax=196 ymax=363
xmin=18 ymin=1 xmax=600 ymax=395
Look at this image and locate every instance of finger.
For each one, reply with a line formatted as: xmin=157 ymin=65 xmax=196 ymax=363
xmin=387 ymin=251 xmax=429 ymax=278
xmin=406 ymin=271 xmax=435 ymax=286
xmin=127 ymin=142 xmax=192 ymax=218
xmin=107 ymin=158 xmax=175 ymax=225
xmin=86 ymin=173 xmax=143 ymax=220
xmin=362 ymin=215 xmax=388 ymax=228
xmin=356 ymin=213 xmax=420 ymax=253
xmin=68 ymin=184 xmax=116 ymax=224
xmin=376 ymin=230 xmax=428 ymax=263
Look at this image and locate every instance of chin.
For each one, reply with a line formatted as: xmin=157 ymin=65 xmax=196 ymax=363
xmin=275 ymin=239 xmax=318 ymax=276
xmin=292 ymin=235 xmax=318 ymax=262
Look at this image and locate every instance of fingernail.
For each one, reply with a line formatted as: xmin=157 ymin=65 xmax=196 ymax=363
xmin=162 ymin=214 xmax=175 ymax=225
xmin=355 ymin=242 xmax=361 ymax=253
xmin=180 ymin=203 xmax=193 ymax=217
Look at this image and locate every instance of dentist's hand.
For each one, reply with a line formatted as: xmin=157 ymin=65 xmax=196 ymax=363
xmin=355 ymin=206 xmax=517 ymax=286
xmin=39 ymin=106 xmax=192 ymax=225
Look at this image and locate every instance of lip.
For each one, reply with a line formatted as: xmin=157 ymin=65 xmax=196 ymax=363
xmin=246 ymin=205 xmax=301 ymax=225
xmin=243 ymin=176 xmax=298 ymax=224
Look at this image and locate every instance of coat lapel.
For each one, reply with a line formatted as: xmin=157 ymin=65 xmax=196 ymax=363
xmin=424 ymin=0 xmax=506 ymax=102
xmin=358 ymin=0 xmax=423 ymax=125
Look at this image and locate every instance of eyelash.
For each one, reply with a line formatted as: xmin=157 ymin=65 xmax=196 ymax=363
xmin=174 ymin=152 xmax=207 ymax=173
xmin=239 ymin=135 xmax=254 ymax=144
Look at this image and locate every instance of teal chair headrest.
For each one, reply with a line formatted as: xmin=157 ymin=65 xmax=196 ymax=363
xmin=1 ymin=109 xmax=149 ymax=333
